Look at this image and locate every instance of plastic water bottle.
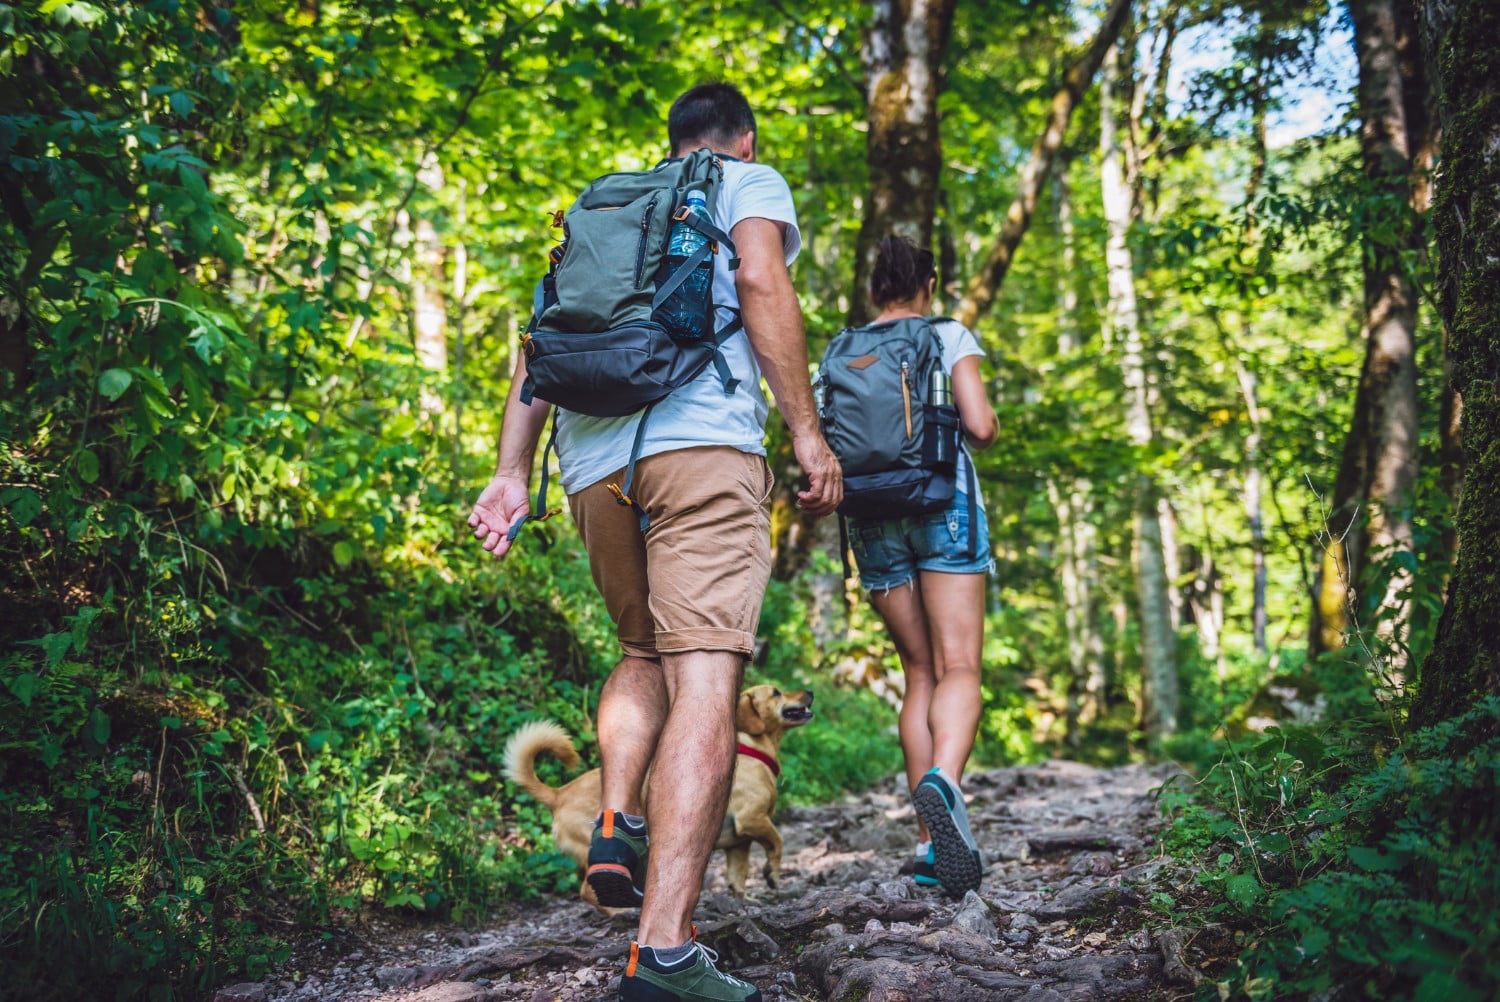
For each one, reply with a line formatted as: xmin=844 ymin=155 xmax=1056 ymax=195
xmin=660 ymin=190 xmax=713 ymax=340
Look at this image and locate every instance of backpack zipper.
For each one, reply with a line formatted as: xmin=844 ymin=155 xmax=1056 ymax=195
xmin=634 ymin=194 xmax=659 ymax=288
xmin=901 ymin=360 xmax=913 ymax=440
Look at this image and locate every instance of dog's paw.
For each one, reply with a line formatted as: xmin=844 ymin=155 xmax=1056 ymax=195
xmin=763 ymin=865 xmax=779 ymax=889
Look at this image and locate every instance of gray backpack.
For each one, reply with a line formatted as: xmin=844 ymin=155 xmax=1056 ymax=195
xmin=816 ymin=317 xmax=976 ymax=569
xmin=510 ymin=149 xmax=742 ymax=537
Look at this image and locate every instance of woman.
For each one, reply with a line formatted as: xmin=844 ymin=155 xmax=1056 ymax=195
xmin=848 ymin=235 xmax=998 ymax=897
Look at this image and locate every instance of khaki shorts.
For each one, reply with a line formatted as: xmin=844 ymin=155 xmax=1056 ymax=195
xmin=568 ymin=446 xmax=774 ymax=658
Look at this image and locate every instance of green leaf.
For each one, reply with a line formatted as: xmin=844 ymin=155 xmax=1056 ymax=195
xmin=1347 ymin=846 xmax=1405 ymax=872
xmin=6 ymin=672 xmax=39 ymax=708
xmin=98 ymin=368 xmax=132 ymax=400
xmin=88 ymin=706 xmax=111 ymax=745
xmin=41 ymin=631 xmax=72 ymax=667
xmin=333 ymin=541 xmax=355 ymax=567
xmin=1224 ymin=872 xmax=1263 ymax=910
xmin=3 ymin=487 xmax=42 ymax=527
xmin=222 ymin=472 xmax=237 ymax=499
xmin=169 ymin=90 xmax=195 ymax=118
xmin=76 ymin=448 xmax=99 ymax=483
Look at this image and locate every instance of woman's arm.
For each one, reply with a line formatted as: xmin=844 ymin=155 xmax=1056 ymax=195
xmin=951 ymin=355 xmax=997 ymax=449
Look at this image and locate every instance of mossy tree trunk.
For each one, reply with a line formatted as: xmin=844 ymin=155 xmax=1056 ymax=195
xmin=773 ymin=0 xmax=957 ymax=631
xmin=1409 ymin=0 xmax=1500 ymax=728
xmin=847 ymin=0 xmax=957 ymax=329
xmin=1310 ymin=0 xmax=1427 ymax=665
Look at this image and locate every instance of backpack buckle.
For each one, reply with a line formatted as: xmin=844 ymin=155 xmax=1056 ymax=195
xmin=606 ymin=482 xmax=633 ymax=507
xmin=520 ymin=332 xmax=536 ymax=357
xmin=550 ymin=209 xmax=565 ymax=228
xmin=672 ymin=206 xmax=691 ymax=222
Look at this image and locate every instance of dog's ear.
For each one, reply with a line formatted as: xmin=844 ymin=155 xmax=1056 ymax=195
xmin=736 ymin=691 xmax=766 ymax=736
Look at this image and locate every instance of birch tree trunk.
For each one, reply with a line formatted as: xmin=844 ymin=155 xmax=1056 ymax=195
xmin=1102 ymin=44 xmax=1177 ymax=743
xmin=1408 ymin=0 xmax=1500 ymax=728
xmin=1241 ymin=56 xmax=1271 ymax=653
xmin=1310 ymin=0 xmax=1426 ymax=666
xmin=1052 ymin=168 xmax=1106 ymax=738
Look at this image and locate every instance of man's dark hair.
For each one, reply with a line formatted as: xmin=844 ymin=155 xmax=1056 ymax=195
xmin=668 ymin=83 xmax=757 ymax=153
xmin=871 ymin=235 xmax=937 ymax=308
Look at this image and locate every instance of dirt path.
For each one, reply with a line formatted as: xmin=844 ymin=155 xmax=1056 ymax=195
xmin=223 ymin=760 xmax=1195 ymax=1002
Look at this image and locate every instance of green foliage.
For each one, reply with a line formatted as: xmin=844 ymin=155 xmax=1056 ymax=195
xmin=1162 ymin=697 xmax=1500 ymax=1000
xmin=0 ymin=0 xmax=1472 ymax=997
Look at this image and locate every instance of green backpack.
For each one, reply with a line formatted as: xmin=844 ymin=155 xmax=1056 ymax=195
xmin=511 ymin=149 xmax=743 ymax=538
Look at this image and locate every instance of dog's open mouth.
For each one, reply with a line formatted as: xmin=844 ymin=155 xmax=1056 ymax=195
xmin=781 ymin=705 xmax=814 ymax=723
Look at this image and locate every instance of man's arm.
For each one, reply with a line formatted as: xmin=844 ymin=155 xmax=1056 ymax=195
xmin=731 ymin=216 xmax=842 ymax=517
xmin=468 ymin=351 xmax=552 ymax=558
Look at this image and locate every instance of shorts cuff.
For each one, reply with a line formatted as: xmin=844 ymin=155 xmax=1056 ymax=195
xmin=859 ymin=572 xmax=916 ymax=595
xmin=619 ymin=640 xmax=660 ymax=659
xmin=655 ymin=627 xmax=755 ymax=657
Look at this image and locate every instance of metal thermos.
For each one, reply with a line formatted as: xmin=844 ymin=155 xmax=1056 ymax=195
xmin=929 ymin=368 xmax=952 ymax=407
xmin=930 ymin=368 xmax=955 ymax=465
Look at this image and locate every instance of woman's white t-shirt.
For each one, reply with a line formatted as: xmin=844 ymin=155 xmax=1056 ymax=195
xmin=931 ymin=318 xmax=986 ymax=490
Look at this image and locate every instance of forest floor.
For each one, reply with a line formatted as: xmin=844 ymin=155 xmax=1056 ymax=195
xmin=221 ymin=760 xmax=1223 ymax=1002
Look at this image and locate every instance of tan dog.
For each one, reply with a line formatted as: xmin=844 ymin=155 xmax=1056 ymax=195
xmin=502 ymin=684 xmax=814 ymax=904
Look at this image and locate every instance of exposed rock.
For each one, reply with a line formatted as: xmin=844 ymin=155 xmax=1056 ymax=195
xmin=950 ymin=890 xmax=998 ymax=942
xmin=215 ymin=985 xmax=268 ymax=1002
xmin=1158 ymin=926 xmax=1204 ymax=986
xmin=374 ymin=968 xmax=418 ymax=990
xmin=1031 ymin=881 xmax=1138 ymax=921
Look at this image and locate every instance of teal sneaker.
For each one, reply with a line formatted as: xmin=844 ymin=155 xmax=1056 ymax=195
xmin=912 ymin=768 xmax=983 ymax=897
xmin=912 ymin=842 xmax=940 ymax=888
xmin=620 ymin=939 xmax=762 ymax=1001
xmin=586 ymin=809 xmax=648 ymax=908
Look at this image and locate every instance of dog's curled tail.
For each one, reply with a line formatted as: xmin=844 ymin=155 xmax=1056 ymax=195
xmin=502 ymin=719 xmax=579 ymax=810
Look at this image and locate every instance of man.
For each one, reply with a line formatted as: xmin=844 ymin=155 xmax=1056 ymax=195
xmin=467 ymin=83 xmax=841 ymax=1002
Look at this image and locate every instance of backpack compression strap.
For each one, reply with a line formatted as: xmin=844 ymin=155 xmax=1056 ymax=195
xmin=517 ymin=276 xmax=547 ymax=407
xmin=606 ymin=401 xmax=657 ymax=533
xmin=506 ymin=415 xmax=563 ymax=542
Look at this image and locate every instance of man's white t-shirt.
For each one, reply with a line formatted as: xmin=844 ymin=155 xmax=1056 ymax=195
xmin=554 ymin=159 xmax=802 ymax=494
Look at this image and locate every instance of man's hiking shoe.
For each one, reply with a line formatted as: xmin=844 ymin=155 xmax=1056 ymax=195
xmin=912 ymin=768 xmax=983 ymax=897
xmin=912 ymin=842 xmax=940 ymax=888
xmin=621 ymin=940 xmax=762 ymax=1001
xmin=587 ymin=810 xmax=648 ymax=908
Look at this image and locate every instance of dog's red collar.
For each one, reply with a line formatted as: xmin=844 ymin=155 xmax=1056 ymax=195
xmin=736 ymin=743 xmax=780 ymax=778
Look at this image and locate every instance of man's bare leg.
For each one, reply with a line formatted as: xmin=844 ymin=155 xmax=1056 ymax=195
xmin=597 ymin=655 xmax=667 ymax=814
xmin=636 ymin=649 xmax=743 ymax=947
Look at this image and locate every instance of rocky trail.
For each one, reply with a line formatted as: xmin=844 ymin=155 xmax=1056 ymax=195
xmin=223 ymin=760 xmax=1215 ymax=1002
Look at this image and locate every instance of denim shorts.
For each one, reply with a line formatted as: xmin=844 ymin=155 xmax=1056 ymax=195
xmin=848 ymin=490 xmax=994 ymax=591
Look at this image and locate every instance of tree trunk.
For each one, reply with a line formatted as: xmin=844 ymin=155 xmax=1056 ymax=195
xmin=1241 ymin=57 xmax=1271 ymax=654
xmin=849 ymin=0 xmax=958 ymax=327
xmin=449 ymin=177 xmax=468 ymax=494
xmin=1102 ymin=44 xmax=1177 ymax=743
xmin=953 ymin=0 xmax=1132 ymax=329
xmin=1310 ymin=0 xmax=1425 ymax=665
xmin=1408 ymin=0 xmax=1500 ymax=729
xmin=1052 ymin=168 xmax=1107 ymax=738
xmin=774 ymin=0 xmax=958 ymax=640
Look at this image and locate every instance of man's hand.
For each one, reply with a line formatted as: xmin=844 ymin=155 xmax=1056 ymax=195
xmin=793 ymin=431 xmax=843 ymax=517
xmin=468 ymin=474 xmax=532 ymax=559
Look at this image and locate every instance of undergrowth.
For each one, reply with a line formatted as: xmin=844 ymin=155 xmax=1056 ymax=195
xmin=1160 ymin=690 xmax=1500 ymax=1000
